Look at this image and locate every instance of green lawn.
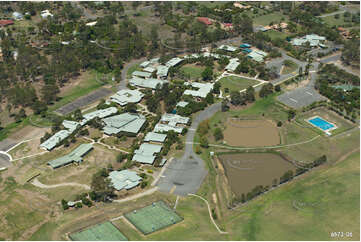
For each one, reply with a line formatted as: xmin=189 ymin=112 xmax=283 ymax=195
xmin=322 ymin=14 xmax=359 ymax=28
xmin=264 ymin=29 xmax=290 ymax=41
xmin=253 ymin=13 xmax=289 ymax=26
xmin=224 ymin=151 xmax=360 ymax=240
xmin=281 ymin=61 xmax=299 ymax=75
xmin=219 ymin=76 xmax=260 ymax=93
xmin=229 ymin=93 xmax=289 ymax=122
xmin=29 ymin=222 xmax=58 ymax=241
xmin=180 ymin=65 xmax=205 ymax=80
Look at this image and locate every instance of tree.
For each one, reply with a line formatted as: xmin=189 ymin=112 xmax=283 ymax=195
xmin=275 ymin=85 xmax=281 ymax=92
xmin=116 ymin=152 xmax=126 ymax=163
xmin=125 ymin=103 xmax=137 ymax=113
xmin=221 ymin=100 xmax=229 ymax=112
xmin=205 ymin=92 xmax=214 ymax=104
xmin=73 ymin=109 xmax=83 ymax=121
xmin=90 ymin=169 xmax=114 ymax=202
xmin=61 ymin=199 xmax=69 ymax=210
xmin=259 ymin=83 xmax=274 ymax=98
xmin=200 ymin=136 xmax=209 ymax=148
xmin=245 ymin=86 xmax=255 ymax=102
xmin=287 ymin=109 xmax=296 ymax=121
xmin=230 ymin=91 xmax=244 ymax=105
xmin=197 ymin=120 xmax=209 ymax=136
xmin=201 ymin=66 xmax=213 ymax=81
xmin=277 ymin=121 xmax=283 ymax=127
xmin=213 ymin=128 xmax=223 ymax=141
xmin=298 ymin=66 xmax=303 ymax=76
xmin=213 ymin=82 xmax=221 ymax=94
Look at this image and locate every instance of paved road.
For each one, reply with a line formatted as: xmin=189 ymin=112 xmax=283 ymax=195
xmin=55 ymin=88 xmax=112 ymax=115
xmin=267 ymin=49 xmax=308 ymax=86
xmin=118 ymin=57 xmax=147 ymax=91
xmin=157 ymin=102 xmax=222 ymax=196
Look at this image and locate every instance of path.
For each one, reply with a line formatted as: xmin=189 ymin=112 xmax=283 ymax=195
xmin=188 ymin=194 xmax=228 ymax=234
xmin=112 ymin=187 xmax=158 ymax=203
xmin=187 ymin=134 xmax=321 ymax=151
xmin=31 ymin=177 xmax=91 ymax=190
xmin=82 ymin=136 xmax=129 ymax=153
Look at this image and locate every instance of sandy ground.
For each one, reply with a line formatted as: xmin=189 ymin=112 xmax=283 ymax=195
xmin=223 ymin=119 xmax=280 ymax=147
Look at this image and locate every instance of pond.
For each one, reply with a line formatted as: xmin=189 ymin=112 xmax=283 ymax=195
xmin=219 ymin=152 xmax=296 ymax=196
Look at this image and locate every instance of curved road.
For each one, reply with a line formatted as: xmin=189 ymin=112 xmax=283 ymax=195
xmin=156 ymin=102 xmax=221 ymax=196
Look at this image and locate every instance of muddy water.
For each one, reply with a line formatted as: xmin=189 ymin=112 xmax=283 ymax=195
xmin=223 ymin=119 xmax=280 ymax=147
xmin=219 ymin=153 xmax=296 ymax=196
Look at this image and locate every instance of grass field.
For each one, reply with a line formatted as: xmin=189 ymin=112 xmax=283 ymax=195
xmin=180 ymin=64 xmax=205 ymax=80
xmin=253 ymin=13 xmax=289 ymax=26
xmin=224 ymin=151 xmax=360 ymax=240
xmin=322 ymin=14 xmax=359 ymax=28
xmin=264 ymin=29 xmax=291 ymax=41
xmin=219 ymin=76 xmax=260 ymax=93
xmin=229 ymin=93 xmax=289 ymax=122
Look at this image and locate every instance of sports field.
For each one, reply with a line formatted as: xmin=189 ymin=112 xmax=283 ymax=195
xmin=223 ymin=119 xmax=280 ymax=147
xmin=69 ymin=221 xmax=128 ymax=241
xmin=124 ymin=201 xmax=183 ymax=235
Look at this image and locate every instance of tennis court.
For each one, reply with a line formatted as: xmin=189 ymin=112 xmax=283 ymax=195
xmin=69 ymin=221 xmax=128 ymax=241
xmin=124 ymin=201 xmax=183 ymax=235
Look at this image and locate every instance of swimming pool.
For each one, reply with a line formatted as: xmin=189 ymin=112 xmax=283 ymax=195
xmin=307 ymin=116 xmax=336 ymax=131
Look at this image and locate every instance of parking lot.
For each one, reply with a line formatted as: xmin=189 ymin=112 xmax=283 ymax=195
xmin=55 ymin=88 xmax=113 ymax=115
xmin=277 ymin=85 xmax=326 ymax=109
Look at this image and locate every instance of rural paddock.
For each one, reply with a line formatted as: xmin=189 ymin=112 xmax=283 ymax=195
xmin=219 ymin=152 xmax=296 ymax=196
xmin=223 ymin=119 xmax=280 ymax=147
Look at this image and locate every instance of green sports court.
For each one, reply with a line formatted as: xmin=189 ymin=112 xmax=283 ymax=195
xmin=69 ymin=221 xmax=128 ymax=241
xmin=124 ymin=201 xmax=183 ymax=235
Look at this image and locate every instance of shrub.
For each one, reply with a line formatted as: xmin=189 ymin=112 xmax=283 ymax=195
xmin=277 ymin=121 xmax=282 ymax=127
xmin=213 ymin=128 xmax=224 ymax=141
xmin=61 ymin=199 xmax=69 ymax=210
xmin=75 ymin=202 xmax=83 ymax=209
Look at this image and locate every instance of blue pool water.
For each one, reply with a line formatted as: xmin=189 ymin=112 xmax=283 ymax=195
xmin=308 ymin=117 xmax=335 ymax=131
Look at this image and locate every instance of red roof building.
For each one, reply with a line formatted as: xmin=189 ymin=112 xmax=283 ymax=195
xmin=0 ymin=20 xmax=14 ymax=27
xmin=197 ymin=17 xmax=212 ymax=25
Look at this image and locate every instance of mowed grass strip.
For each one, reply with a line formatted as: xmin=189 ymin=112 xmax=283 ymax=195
xmin=69 ymin=221 xmax=128 ymax=241
xmin=219 ymin=76 xmax=260 ymax=93
xmin=124 ymin=201 xmax=183 ymax=235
